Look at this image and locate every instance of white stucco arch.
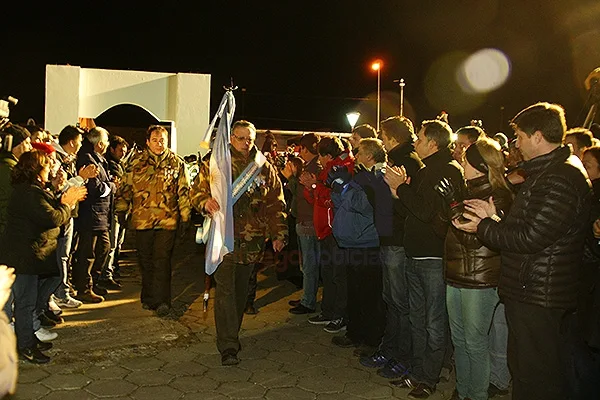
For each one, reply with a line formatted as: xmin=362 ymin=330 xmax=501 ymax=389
xmin=45 ymin=65 xmax=211 ymax=156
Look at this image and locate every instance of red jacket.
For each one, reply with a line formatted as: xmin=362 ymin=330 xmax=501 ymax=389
xmin=303 ymin=151 xmax=355 ymax=239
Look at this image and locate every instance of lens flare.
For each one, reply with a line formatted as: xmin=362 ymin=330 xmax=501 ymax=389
xmin=458 ymin=48 xmax=511 ymax=93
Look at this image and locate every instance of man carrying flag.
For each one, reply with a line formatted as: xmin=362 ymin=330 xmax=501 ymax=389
xmin=191 ymin=119 xmax=287 ymax=366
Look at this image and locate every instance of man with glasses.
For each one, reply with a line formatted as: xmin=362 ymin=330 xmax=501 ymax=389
xmin=191 ymin=120 xmax=287 ymax=366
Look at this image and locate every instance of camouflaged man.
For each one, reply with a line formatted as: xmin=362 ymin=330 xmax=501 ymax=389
xmin=115 ymin=125 xmax=191 ymax=317
xmin=191 ymin=120 xmax=288 ymax=366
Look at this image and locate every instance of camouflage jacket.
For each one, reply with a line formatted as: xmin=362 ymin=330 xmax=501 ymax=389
xmin=115 ymin=148 xmax=191 ymax=230
xmin=190 ymin=145 xmax=288 ymax=264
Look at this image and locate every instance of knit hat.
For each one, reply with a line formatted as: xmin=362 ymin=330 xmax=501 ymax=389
xmin=1 ymin=124 xmax=30 ymax=148
xmin=31 ymin=141 xmax=56 ymax=155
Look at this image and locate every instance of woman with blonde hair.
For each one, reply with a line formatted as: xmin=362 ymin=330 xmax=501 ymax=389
xmin=444 ymin=136 xmax=513 ymax=400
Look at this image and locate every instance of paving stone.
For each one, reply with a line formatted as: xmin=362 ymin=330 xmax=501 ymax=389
xmin=249 ymin=370 xmax=297 ymax=388
xmin=294 ymin=342 xmax=334 ymax=356
xmin=161 ymin=360 xmax=208 ymax=376
xmin=195 ymin=354 xmax=222 ymax=368
xmin=325 ymin=366 xmax=370 ymax=383
xmin=126 ymin=369 xmax=173 ymax=386
xmin=267 ymin=350 xmax=308 ymax=364
xmin=279 ymin=363 xmax=326 ymax=377
xmin=265 ymin=387 xmax=316 ymax=400
xmin=155 ymin=348 xmax=198 ymax=362
xmin=278 ymin=330 xmax=317 ymax=344
xmin=121 ymin=356 xmax=166 ymax=371
xmin=40 ymin=389 xmax=98 ymax=400
xmin=217 ymin=381 xmax=267 ymax=398
xmin=40 ymin=361 xmax=90 ymax=375
xmin=238 ymin=347 xmax=270 ymax=360
xmin=254 ymin=338 xmax=294 ymax=352
xmin=343 ymin=381 xmax=393 ymax=399
xmin=186 ymin=342 xmax=219 ymax=355
xmin=205 ymin=366 xmax=252 ymax=383
xmin=86 ymin=380 xmax=138 ymax=397
xmin=316 ymin=394 xmax=363 ymax=400
xmin=40 ymin=373 xmax=91 ymax=390
xmin=131 ymin=385 xmax=183 ymax=400
xmin=240 ymin=319 xmax=267 ymax=330
xmin=307 ymin=354 xmax=349 ymax=368
xmin=297 ymin=375 xmax=345 ymax=393
xmin=237 ymin=358 xmax=282 ymax=372
xmin=84 ymin=365 xmax=130 ymax=380
xmin=18 ymin=368 xmax=50 ymax=383
xmin=181 ymin=392 xmax=228 ymax=400
xmin=13 ymin=383 xmax=50 ymax=399
xmin=169 ymin=376 xmax=219 ymax=393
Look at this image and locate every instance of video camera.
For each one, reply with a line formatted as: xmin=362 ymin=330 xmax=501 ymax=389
xmin=0 ymin=96 xmax=19 ymax=152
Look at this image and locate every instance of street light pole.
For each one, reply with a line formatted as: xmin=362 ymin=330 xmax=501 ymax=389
xmin=394 ymin=79 xmax=405 ymax=117
xmin=371 ymin=60 xmax=382 ymax=131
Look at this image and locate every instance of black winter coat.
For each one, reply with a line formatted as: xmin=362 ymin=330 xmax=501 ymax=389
xmin=0 ymin=183 xmax=71 ymax=275
xmin=478 ymin=146 xmax=593 ymax=309
xmin=397 ymin=148 xmax=464 ymax=258
xmin=76 ymin=139 xmax=115 ymax=231
xmin=444 ymin=175 xmax=513 ymax=288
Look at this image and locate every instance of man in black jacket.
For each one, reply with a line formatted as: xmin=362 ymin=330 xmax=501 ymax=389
xmin=455 ymin=102 xmax=593 ymax=400
xmin=385 ymin=119 xmax=463 ymax=398
xmin=360 ymin=116 xmax=423 ymax=379
xmin=74 ymin=127 xmax=115 ymax=303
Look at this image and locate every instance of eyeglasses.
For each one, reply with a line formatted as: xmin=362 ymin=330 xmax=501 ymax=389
xmin=232 ymin=134 xmax=254 ymax=143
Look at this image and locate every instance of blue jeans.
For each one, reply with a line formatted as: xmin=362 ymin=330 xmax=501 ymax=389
xmin=379 ymin=246 xmax=411 ymax=361
xmin=406 ymin=258 xmax=447 ymax=387
xmin=296 ymin=223 xmax=320 ymax=310
xmin=489 ymin=302 xmax=511 ymax=390
xmin=12 ymin=275 xmax=38 ymax=349
xmin=101 ymin=215 xmax=126 ymax=280
xmin=446 ymin=286 xmax=499 ymax=400
xmin=54 ymin=217 xmax=74 ymax=299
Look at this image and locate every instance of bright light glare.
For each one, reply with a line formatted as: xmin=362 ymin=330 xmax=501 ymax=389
xmin=346 ymin=112 xmax=360 ymax=129
xmin=459 ymin=49 xmax=511 ymax=93
xmin=371 ymin=61 xmax=382 ymax=71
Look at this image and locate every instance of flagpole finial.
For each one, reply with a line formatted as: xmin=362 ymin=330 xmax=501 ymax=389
xmin=224 ymin=77 xmax=238 ymax=92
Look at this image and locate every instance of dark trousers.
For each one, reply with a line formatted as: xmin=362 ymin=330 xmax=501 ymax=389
xmin=379 ymin=246 xmax=412 ymax=361
xmin=214 ymin=254 xmax=254 ymax=354
xmin=320 ymin=235 xmax=347 ymax=320
xmin=135 ymin=229 xmax=176 ymax=307
xmin=504 ymin=298 xmax=568 ymax=400
xmin=36 ymin=276 xmax=61 ymax=317
xmin=346 ymin=248 xmax=385 ymax=347
xmin=246 ymin=264 xmax=260 ymax=307
xmin=12 ymin=274 xmax=38 ymax=349
xmin=73 ymin=230 xmax=110 ymax=292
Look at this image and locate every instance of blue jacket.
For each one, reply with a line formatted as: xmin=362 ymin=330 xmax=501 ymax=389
xmin=331 ymin=180 xmax=379 ymax=249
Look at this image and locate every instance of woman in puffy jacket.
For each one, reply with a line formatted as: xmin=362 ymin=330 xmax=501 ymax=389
xmin=444 ymin=136 xmax=513 ymax=400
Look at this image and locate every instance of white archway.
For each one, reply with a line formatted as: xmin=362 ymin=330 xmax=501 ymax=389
xmin=45 ymin=65 xmax=211 ymax=156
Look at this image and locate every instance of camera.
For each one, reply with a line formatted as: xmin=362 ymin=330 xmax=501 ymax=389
xmin=0 ymin=96 xmax=19 ymax=152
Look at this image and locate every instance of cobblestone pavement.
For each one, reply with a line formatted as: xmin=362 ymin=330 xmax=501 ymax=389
xmin=6 ymin=236 xmax=510 ymax=400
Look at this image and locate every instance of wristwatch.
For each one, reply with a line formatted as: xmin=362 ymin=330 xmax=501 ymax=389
xmin=311 ymin=183 xmax=317 ymax=189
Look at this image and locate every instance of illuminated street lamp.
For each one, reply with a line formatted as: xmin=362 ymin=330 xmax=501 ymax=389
xmin=346 ymin=111 xmax=360 ymax=131
xmin=371 ymin=60 xmax=383 ymax=130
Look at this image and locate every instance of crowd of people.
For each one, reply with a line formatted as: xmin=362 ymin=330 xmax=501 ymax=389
xmin=1 ymin=101 xmax=599 ymax=400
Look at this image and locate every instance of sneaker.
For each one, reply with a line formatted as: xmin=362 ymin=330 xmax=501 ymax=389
xmin=221 ymin=349 xmax=239 ymax=366
xmin=38 ymin=312 xmax=57 ymax=328
xmin=408 ymin=383 xmax=435 ymax=399
xmin=156 ymin=303 xmax=171 ymax=317
xmin=360 ymin=350 xmax=391 ymax=368
xmin=19 ymin=347 xmax=51 ymax=364
xmin=308 ymin=313 xmax=332 ymax=325
xmin=48 ymin=296 xmax=63 ymax=315
xmin=98 ymin=278 xmax=122 ymax=290
xmin=288 ymin=299 xmax=301 ymax=307
xmin=488 ymin=383 xmax=509 ymax=398
xmin=55 ymin=296 xmax=83 ymax=308
xmin=323 ymin=318 xmax=346 ymax=334
xmin=289 ymin=304 xmax=315 ymax=314
xmin=43 ymin=310 xmax=64 ymax=325
xmin=93 ymin=285 xmax=108 ymax=296
xmin=35 ymin=328 xmax=58 ymax=342
xmin=390 ymin=377 xmax=416 ymax=389
xmin=377 ymin=358 xmax=410 ymax=379
xmin=35 ymin=337 xmax=53 ymax=351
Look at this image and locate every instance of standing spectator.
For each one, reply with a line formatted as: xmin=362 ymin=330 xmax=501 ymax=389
xmin=115 ymin=125 xmax=191 ymax=316
xmin=565 ymin=127 xmax=594 ymax=160
xmin=190 ymin=120 xmax=287 ymax=366
xmin=444 ymin=137 xmax=513 ymax=400
xmin=385 ymin=118 xmax=463 ymax=398
xmin=101 ymin=135 xmax=129 ymax=286
xmin=0 ymin=150 xmax=86 ymax=363
xmin=303 ymin=137 xmax=354 ymax=334
xmin=361 ymin=116 xmax=422 ymax=379
xmin=289 ymin=133 xmax=322 ymax=315
xmin=452 ymin=125 xmax=484 ymax=163
xmin=455 ymin=102 xmax=593 ymax=400
xmin=0 ymin=265 xmax=17 ymax=397
xmin=73 ymin=127 xmax=114 ymax=303
xmin=348 ymin=124 xmax=377 ymax=155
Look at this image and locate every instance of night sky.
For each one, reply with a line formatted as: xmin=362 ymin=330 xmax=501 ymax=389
xmin=2 ymin=0 xmax=599 ymax=136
